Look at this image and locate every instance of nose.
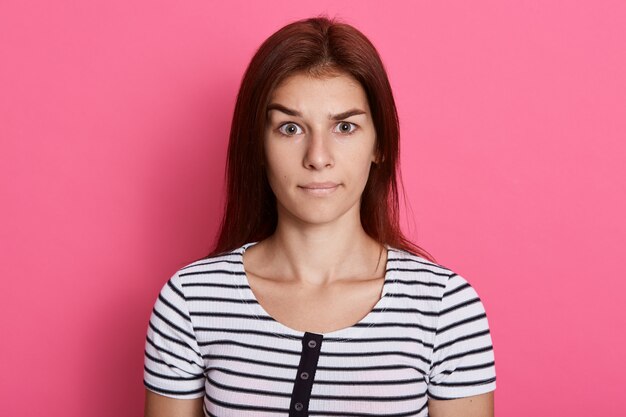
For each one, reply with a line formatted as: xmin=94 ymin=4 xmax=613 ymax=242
xmin=303 ymin=129 xmax=334 ymax=170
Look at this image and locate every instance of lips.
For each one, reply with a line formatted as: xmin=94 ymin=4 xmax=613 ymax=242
xmin=299 ymin=182 xmax=340 ymax=189
xmin=298 ymin=182 xmax=340 ymax=195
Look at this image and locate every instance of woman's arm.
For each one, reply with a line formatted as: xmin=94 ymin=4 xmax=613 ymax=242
xmin=143 ymin=274 xmax=207 ymax=416
xmin=144 ymin=390 xmax=204 ymax=417
xmin=428 ymin=392 xmax=494 ymax=417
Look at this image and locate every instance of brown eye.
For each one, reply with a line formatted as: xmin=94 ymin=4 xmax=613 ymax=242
xmin=333 ymin=122 xmax=357 ymax=134
xmin=278 ymin=123 xmax=303 ymax=136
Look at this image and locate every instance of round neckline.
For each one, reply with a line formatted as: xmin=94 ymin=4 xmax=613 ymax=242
xmin=235 ymin=241 xmax=397 ymax=342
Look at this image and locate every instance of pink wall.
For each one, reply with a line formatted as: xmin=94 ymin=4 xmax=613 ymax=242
xmin=1 ymin=1 xmax=624 ymax=416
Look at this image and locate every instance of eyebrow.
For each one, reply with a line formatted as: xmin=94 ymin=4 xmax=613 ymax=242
xmin=266 ymin=103 xmax=367 ymax=120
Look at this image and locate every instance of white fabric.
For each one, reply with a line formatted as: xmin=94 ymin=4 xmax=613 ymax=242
xmin=144 ymin=242 xmax=496 ymax=416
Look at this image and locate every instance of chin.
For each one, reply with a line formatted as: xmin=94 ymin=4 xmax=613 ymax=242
xmin=281 ymin=204 xmax=359 ymax=227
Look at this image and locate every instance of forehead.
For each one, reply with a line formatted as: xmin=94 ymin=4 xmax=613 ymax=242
xmin=268 ymin=72 xmax=369 ymax=110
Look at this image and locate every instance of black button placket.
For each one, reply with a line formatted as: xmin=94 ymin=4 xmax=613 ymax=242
xmin=289 ymin=332 xmax=323 ymax=416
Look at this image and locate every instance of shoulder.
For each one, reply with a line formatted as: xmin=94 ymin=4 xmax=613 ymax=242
xmin=386 ymin=247 xmax=453 ymax=293
xmin=157 ymin=246 xmax=248 ymax=301
xmin=387 ymin=248 xmax=454 ymax=277
xmin=175 ymin=246 xmax=246 ymax=282
xmin=386 ymin=248 xmax=486 ymax=307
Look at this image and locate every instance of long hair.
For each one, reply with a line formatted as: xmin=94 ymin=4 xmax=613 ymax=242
xmin=208 ymin=16 xmax=434 ymax=262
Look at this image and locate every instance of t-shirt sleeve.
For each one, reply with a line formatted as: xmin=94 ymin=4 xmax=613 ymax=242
xmin=428 ymin=273 xmax=496 ymax=400
xmin=143 ymin=272 xmax=205 ymax=399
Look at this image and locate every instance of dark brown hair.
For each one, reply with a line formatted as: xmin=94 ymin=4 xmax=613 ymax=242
xmin=208 ymin=16 xmax=434 ymax=262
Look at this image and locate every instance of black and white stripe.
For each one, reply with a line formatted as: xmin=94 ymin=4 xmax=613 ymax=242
xmin=144 ymin=243 xmax=496 ymax=415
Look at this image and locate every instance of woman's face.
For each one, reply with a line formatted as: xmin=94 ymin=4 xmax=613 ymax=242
xmin=264 ymin=71 xmax=377 ymax=227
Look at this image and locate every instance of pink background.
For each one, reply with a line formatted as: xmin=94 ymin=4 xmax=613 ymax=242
xmin=1 ymin=1 xmax=625 ymax=416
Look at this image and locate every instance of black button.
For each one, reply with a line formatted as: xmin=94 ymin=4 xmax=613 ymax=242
xmin=300 ymin=371 xmax=309 ymax=380
xmin=295 ymin=402 xmax=304 ymax=411
xmin=308 ymin=340 xmax=317 ymax=348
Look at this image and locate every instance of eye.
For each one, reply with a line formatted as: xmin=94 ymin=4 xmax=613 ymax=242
xmin=333 ymin=122 xmax=357 ymax=134
xmin=278 ymin=122 xmax=303 ymax=136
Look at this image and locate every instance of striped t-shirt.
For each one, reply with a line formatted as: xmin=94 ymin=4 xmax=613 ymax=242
xmin=144 ymin=242 xmax=496 ymax=416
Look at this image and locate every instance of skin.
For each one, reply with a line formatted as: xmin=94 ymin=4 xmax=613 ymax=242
xmin=144 ymin=71 xmax=494 ymax=416
xmin=263 ymin=72 xmax=378 ymax=238
xmin=144 ymin=390 xmax=203 ymax=417
xmin=429 ymin=392 xmax=495 ymax=417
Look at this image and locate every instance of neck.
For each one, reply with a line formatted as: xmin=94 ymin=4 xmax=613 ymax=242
xmin=258 ymin=213 xmax=386 ymax=287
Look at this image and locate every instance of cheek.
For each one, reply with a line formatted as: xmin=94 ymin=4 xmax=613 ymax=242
xmin=264 ymin=147 xmax=294 ymax=191
xmin=354 ymin=150 xmax=376 ymax=186
xmin=265 ymin=150 xmax=286 ymax=177
xmin=263 ymin=141 xmax=280 ymax=171
xmin=351 ymin=144 xmax=377 ymax=176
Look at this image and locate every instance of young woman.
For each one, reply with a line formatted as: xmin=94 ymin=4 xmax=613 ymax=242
xmin=144 ymin=17 xmax=496 ymax=417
